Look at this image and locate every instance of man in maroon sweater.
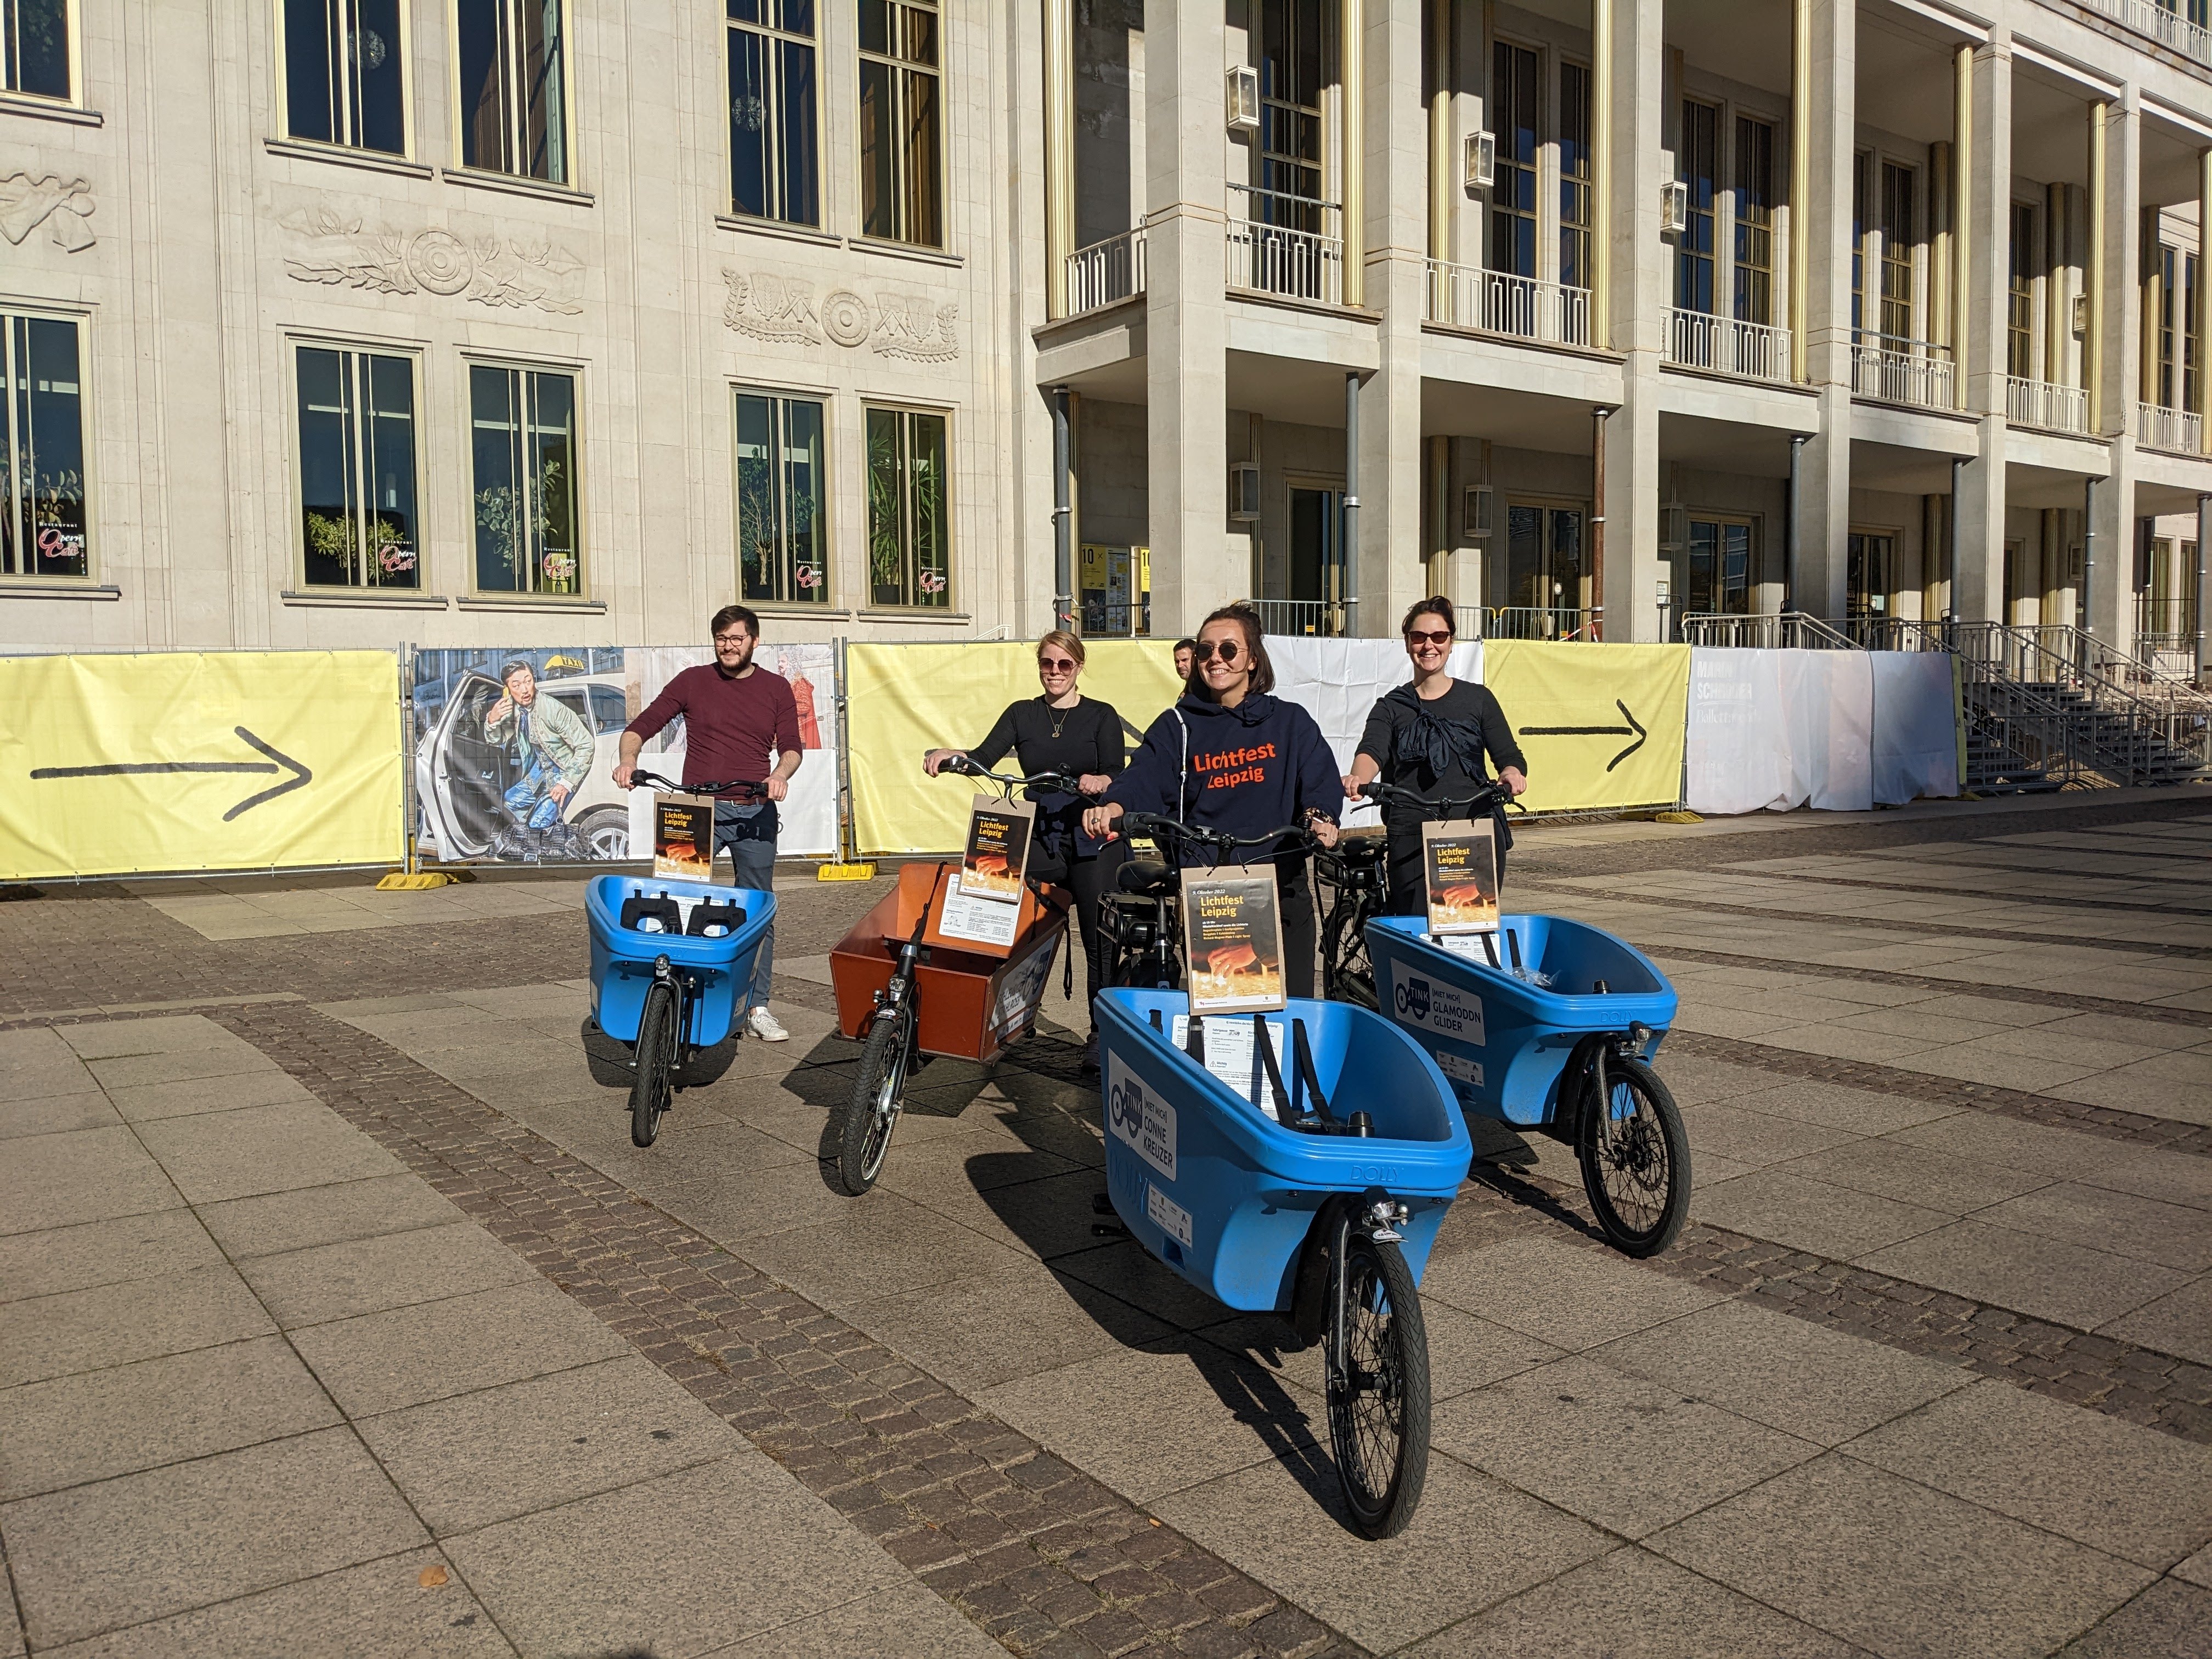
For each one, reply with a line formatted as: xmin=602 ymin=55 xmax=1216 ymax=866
xmin=616 ymin=604 xmax=802 ymax=1041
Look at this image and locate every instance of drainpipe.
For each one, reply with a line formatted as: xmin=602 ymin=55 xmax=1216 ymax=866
xmin=1786 ymin=433 xmax=1807 ymax=614
xmin=2083 ymin=473 xmax=2098 ymax=651
xmin=2197 ymin=493 xmax=2209 ymax=680
xmin=1343 ymin=371 xmax=1361 ymax=635
xmin=1590 ymin=405 xmax=1609 ymax=640
xmin=1052 ymin=386 xmax=1073 ymax=633
xmin=1948 ymin=455 xmax=1964 ymax=645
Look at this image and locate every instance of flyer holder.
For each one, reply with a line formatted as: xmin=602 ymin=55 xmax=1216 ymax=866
xmin=652 ymin=792 xmax=716 ymax=882
xmin=1421 ymin=816 xmax=1501 ymax=957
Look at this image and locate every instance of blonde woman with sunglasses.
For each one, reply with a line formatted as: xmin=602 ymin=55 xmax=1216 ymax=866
xmin=924 ymin=631 xmax=1126 ymax=1067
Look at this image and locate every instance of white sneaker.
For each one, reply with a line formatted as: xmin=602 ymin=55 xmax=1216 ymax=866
xmin=746 ymin=1005 xmax=789 ymax=1042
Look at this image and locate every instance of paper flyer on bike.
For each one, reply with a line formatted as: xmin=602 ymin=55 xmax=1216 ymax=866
xmin=956 ymin=794 xmax=1035 ymax=903
xmin=1421 ymin=817 xmax=1500 ymax=934
xmin=1181 ymin=874 xmax=1286 ymax=1014
xmin=652 ymin=792 xmax=716 ymax=881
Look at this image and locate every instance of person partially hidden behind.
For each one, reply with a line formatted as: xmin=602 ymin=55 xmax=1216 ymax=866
xmin=1345 ymin=595 xmax=1527 ymax=913
xmin=485 ymin=659 xmax=595 ymax=859
xmin=1084 ymin=603 xmax=1344 ymax=997
xmin=614 ymin=605 xmax=800 ymax=1042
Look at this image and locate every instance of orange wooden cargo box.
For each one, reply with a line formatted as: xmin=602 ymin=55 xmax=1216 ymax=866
xmin=828 ymin=862 xmax=1069 ymax=1064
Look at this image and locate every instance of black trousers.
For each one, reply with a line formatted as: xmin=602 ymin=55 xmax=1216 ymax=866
xmin=1278 ymin=859 xmax=1318 ymax=1000
xmin=1028 ymin=838 xmax=1126 ymax=1028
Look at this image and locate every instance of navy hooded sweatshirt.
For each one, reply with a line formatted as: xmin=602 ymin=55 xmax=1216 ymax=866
xmin=1104 ymin=692 xmax=1347 ymax=868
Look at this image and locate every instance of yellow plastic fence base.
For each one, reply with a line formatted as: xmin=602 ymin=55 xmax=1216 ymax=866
xmin=816 ymin=861 xmax=878 ymax=882
xmin=1651 ymin=810 xmax=1705 ymax=825
xmin=375 ymin=871 xmax=459 ymax=890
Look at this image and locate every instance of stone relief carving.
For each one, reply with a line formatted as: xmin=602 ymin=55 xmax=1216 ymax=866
xmin=0 ymin=173 xmax=94 ymax=251
xmin=723 ymin=269 xmax=961 ymax=363
xmin=280 ymin=208 xmax=584 ymax=315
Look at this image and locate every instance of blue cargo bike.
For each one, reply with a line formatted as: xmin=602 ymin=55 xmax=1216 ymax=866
xmin=1095 ymin=811 xmax=1474 ymax=1539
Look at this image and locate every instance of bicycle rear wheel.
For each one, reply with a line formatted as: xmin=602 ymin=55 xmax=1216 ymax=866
xmin=629 ymin=980 xmax=678 ymax=1148
xmin=839 ymin=1007 xmax=911 ymax=1195
xmin=1325 ymin=1232 xmax=1431 ymax=1539
xmin=1577 ymin=1054 xmax=1691 ymax=1257
xmin=1322 ymin=895 xmax=1379 ymax=1010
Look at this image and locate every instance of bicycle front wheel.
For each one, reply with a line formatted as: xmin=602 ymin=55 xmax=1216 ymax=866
xmin=1322 ymin=897 xmax=1379 ymax=1010
xmin=629 ymin=980 xmax=678 ymax=1148
xmin=839 ymin=1007 xmax=911 ymax=1195
xmin=1325 ymin=1232 xmax=1431 ymax=1539
xmin=1577 ymin=1053 xmax=1692 ymax=1257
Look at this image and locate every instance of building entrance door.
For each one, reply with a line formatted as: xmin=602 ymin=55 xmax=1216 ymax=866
xmin=1846 ymin=530 xmax=1894 ymax=620
xmin=1680 ymin=517 xmax=1755 ymax=623
xmin=1502 ymin=503 xmax=1587 ymax=635
xmin=1286 ymin=486 xmax=1348 ymax=634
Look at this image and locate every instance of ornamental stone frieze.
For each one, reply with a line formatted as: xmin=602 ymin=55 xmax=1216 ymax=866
xmin=0 ymin=173 xmax=94 ymax=251
xmin=721 ymin=269 xmax=960 ymax=363
xmin=279 ymin=207 xmax=584 ymax=315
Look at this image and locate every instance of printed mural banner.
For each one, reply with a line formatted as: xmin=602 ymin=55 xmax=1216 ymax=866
xmin=411 ymin=644 xmax=838 ymax=865
xmin=1 ymin=650 xmax=403 ymax=881
xmin=1482 ymin=640 xmax=1692 ymax=814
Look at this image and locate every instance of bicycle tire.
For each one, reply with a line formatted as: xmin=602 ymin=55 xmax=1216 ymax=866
xmin=630 ymin=980 xmax=678 ymax=1148
xmin=1577 ymin=1053 xmax=1692 ymax=1257
xmin=1321 ymin=895 xmax=1379 ymax=1010
xmin=1326 ymin=1232 xmax=1431 ymax=1539
xmin=839 ymin=1007 xmax=911 ymax=1195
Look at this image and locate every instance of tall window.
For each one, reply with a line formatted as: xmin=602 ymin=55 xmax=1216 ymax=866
xmin=2007 ymin=204 xmax=2035 ymax=378
xmin=866 ymin=406 xmax=948 ymax=608
xmin=1 ymin=314 xmax=87 ymax=580
xmin=860 ymin=0 xmax=941 ymax=246
xmin=1734 ymin=117 xmax=1774 ymax=326
xmin=729 ymin=1 xmax=819 ymax=225
xmin=2158 ymin=244 xmax=2179 ymax=409
xmin=735 ymin=391 xmax=827 ymax=605
xmin=456 ymin=0 xmax=567 ymax=183
xmin=1489 ymin=43 xmax=1538 ymax=279
xmin=471 ymin=365 xmax=580 ymax=595
xmin=284 ymin=0 xmax=406 ymax=154
xmin=1675 ymin=101 xmax=1718 ymax=313
xmin=2 ymin=0 xmax=69 ymax=99
xmin=1850 ymin=153 xmax=1867 ymax=334
xmin=1559 ymin=62 xmax=1592 ymax=293
xmin=1879 ymin=162 xmax=1914 ymax=340
xmin=296 ymin=347 xmax=417 ymax=590
xmin=2187 ymin=253 xmax=2200 ymax=415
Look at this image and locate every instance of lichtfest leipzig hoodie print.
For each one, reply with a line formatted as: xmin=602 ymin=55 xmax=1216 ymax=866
xmin=1104 ymin=692 xmax=1347 ymax=866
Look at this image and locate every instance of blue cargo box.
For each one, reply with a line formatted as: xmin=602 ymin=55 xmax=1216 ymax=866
xmin=585 ymin=874 xmax=775 ymax=1048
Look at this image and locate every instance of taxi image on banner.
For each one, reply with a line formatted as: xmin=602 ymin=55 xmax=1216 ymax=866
xmin=415 ymin=666 xmax=636 ymax=862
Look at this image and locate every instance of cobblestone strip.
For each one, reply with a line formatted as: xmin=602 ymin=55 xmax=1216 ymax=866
xmin=1673 ymin=866 xmax=2212 ymax=918
xmin=1517 ymin=879 xmax=2212 ymax=962
xmin=1622 ymin=943 xmax=2212 ymax=1032
xmin=206 ymin=1001 xmax=1364 ymax=1659
xmin=1454 ymin=1168 xmax=2212 ymax=1445
xmin=1657 ymin=1028 xmax=2212 ymax=1158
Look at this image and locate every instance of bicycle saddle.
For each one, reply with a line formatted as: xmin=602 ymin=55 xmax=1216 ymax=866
xmin=1116 ymin=859 xmax=1174 ymax=895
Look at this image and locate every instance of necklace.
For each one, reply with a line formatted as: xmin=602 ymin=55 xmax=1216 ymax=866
xmin=1046 ymin=696 xmax=1075 ymax=740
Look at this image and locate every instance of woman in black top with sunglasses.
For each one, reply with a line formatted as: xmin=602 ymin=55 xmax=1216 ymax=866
xmin=923 ymin=630 xmax=1127 ymax=1066
xmin=1345 ymin=596 xmax=1527 ymax=915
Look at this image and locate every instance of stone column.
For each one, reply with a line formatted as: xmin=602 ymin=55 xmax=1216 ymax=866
xmin=1953 ymin=44 xmax=1973 ymax=410
xmin=1600 ymin=0 xmax=1666 ymax=639
xmin=1358 ymin=0 xmax=1429 ymax=637
xmin=2196 ymin=494 xmax=2211 ymax=676
xmin=2198 ymin=151 xmax=2211 ymax=453
xmin=1952 ymin=35 xmax=2012 ymax=623
xmin=1044 ymin=0 xmax=1075 ymax=318
xmin=1340 ymin=0 xmax=1365 ymax=308
xmin=1143 ymin=4 xmax=1234 ymax=631
xmin=2087 ymin=89 xmax=2141 ymax=653
xmin=1795 ymin=0 xmax=1855 ymax=620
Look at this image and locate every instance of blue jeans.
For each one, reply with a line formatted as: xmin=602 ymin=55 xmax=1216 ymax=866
xmin=503 ymin=759 xmax=563 ymax=830
xmin=715 ymin=804 xmax=776 ymax=1011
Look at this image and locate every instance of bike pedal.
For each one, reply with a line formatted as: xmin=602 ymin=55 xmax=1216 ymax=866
xmin=1091 ymin=1222 xmax=1130 ymax=1238
xmin=1091 ymin=1192 xmax=1114 ymax=1215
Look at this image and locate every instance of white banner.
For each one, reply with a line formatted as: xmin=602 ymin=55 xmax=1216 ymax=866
xmin=1265 ymin=636 xmax=1484 ymax=827
xmin=1783 ymin=650 xmax=1874 ymax=811
xmin=1685 ymin=647 xmax=1884 ymax=814
xmin=1871 ymin=652 xmax=1962 ymax=805
xmin=624 ymin=643 xmax=840 ymax=857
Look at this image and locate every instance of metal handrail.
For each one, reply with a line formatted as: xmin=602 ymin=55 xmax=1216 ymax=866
xmin=1664 ymin=309 xmax=1792 ymax=382
xmin=1850 ymin=331 xmax=1956 ymax=410
xmin=1483 ymin=606 xmax=1601 ymax=641
xmin=1250 ymin=597 xmax=1355 ymax=637
xmin=2006 ymin=375 xmax=2090 ymax=435
xmin=2068 ymin=0 xmax=2212 ymax=67
xmin=1064 ymin=229 xmax=1147 ymax=318
xmin=1424 ymin=260 xmax=1593 ymax=347
xmin=1677 ymin=612 xmax=1864 ymax=650
xmin=2135 ymin=400 xmax=2204 ymax=454
xmin=1226 ymin=183 xmax=1344 ymax=307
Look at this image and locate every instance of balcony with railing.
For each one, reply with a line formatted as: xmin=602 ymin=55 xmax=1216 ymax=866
xmin=1063 ymin=229 xmax=1147 ymax=319
xmin=2068 ymin=0 xmax=2212 ymax=67
xmin=2135 ymin=400 xmax=2203 ymax=454
xmin=1663 ymin=309 xmax=1792 ymax=383
xmin=1850 ymin=333 xmax=1956 ymax=411
xmin=2006 ymin=375 xmax=2090 ymax=435
xmin=1225 ymin=184 xmax=1345 ymax=308
xmin=1423 ymin=261 xmax=1593 ymax=348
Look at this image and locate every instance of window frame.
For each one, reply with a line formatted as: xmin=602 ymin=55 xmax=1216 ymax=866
xmin=1488 ymin=37 xmax=1541 ymax=282
xmin=464 ymin=356 xmax=588 ymax=599
xmin=725 ymin=0 xmax=822 ymax=227
xmin=1732 ymin=113 xmax=1775 ymax=327
xmin=861 ymin=400 xmax=953 ymax=612
xmin=0 ymin=302 xmax=93 ymax=585
xmin=1556 ymin=57 xmax=1593 ymax=296
xmin=287 ymin=335 xmax=426 ymax=592
xmin=274 ymin=0 xmax=416 ymax=158
xmin=2008 ymin=199 xmax=2038 ymax=381
xmin=730 ymin=382 xmax=833 ymax=608
xmin=1675 ymin=98 xmax=1720 ymax=316
xmin=447 ymin=0 xmax=575 ymax=188
xmin=856 ymin=0 xmax=945 ymax=250
xmin=0 ymin=0 xmax=82 ymax=106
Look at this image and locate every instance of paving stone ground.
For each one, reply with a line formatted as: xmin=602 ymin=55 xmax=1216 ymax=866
xmin=3 ymin=789 xmax=2211 ymax=1656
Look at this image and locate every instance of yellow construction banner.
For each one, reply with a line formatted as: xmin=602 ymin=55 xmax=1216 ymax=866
xmin=1484 ymin=640 xmax=1691 ymax=814
xmin=847 ymin=640 xmax=1184 ymax=853
xmin=0 ymin=651 xmax=404 ymax=880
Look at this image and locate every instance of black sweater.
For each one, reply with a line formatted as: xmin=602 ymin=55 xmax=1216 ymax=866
xmin=1105 ymin=693 xmax=1346 ymax=867
xmin=968 ymin=696 xmax=1125 ymax=856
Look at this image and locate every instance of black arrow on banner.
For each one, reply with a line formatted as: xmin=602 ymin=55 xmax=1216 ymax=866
xmin=1518 ymin=700 xmax=1649 ymax=773
xmin=30 ymin=726 xmax=313 ymax=821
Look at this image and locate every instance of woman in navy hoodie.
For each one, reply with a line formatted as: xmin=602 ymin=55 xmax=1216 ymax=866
xmin=1082 ymin=602 xmax=1346 ymax=997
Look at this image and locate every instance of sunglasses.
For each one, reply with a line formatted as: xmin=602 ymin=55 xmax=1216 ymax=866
xmin=1038 ymin=656 xmax=1078 ymax=672
xmin=1406 ymin=629 xmax=1452 ymax=646
xmin=1192 ymin=638 xmax=1244 ymax=664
